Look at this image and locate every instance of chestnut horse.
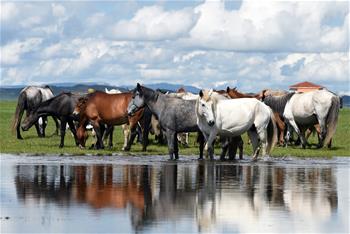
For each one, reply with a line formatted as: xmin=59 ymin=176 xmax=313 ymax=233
xmin=75 ymin=91 xmax=144 ymax=150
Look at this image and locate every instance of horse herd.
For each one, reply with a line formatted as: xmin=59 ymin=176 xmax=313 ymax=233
xmin=13 ymin=83 xmax=340 ymax=161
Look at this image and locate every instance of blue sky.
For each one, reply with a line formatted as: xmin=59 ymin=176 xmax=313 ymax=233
xmin=1 ymin=0 xmax=349 ymax=93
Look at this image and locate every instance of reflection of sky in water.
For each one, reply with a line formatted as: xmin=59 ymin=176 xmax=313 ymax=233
xmin=0 ymin=155 xmax=349 ymax=233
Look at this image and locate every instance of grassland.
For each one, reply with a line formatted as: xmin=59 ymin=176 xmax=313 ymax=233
xmin=0 ymin=100 xmax=349 ymax=157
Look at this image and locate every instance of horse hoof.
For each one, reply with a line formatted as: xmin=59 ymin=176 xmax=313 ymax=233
xmin=59 ymin=144 xmax=64 ymax=148
xmin=17 ymin=137 xmax=23 ymax=140
xmin=198 ymin=157 xmax=203 ymax=160
xmin=79 ymin=145 xmax=85 ymax=149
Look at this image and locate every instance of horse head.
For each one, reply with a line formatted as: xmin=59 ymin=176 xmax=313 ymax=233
xmin=128 ymin=83 xmax=145 ymax=116
xmin=198 ymin=89 xmax=215 ymax=127
xmin=21 ymin=109 xmax=39 ymax=131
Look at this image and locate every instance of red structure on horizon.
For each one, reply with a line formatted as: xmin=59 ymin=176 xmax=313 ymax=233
xmin=289 ymin=81 xmax=324 ymax=93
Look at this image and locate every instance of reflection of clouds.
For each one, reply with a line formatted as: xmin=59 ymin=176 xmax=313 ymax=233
xmin=2 ymin=160 xmax=348 ymax=233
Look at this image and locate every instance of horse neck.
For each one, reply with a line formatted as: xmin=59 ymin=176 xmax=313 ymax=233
xmin=36 ymin=98 xmax=56 ymax=115
xmin=144 ymin=92 xmax=163 ymax=118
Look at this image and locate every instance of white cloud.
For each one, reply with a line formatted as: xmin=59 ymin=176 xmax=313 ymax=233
xmin=183 ymin=1 xmax=349 ymax=52
xmin=52 ymin=3 xmax=66 ymax=18
xmin=1 ymin=38 xmax=43 ymax=65
xmin=0 ymin=2 xmax=19 ymax=22
xmin=111 ymin=6 xmax=198 ymax=40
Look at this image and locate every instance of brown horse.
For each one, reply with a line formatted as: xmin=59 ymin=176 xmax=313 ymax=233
xmin=226 ymin=86 xmax=260 ymax=99
xmin=75 ymin=91 xmax=144 ymax=150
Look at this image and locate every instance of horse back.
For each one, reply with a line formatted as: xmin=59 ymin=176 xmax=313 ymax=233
xmin=85 ymin=92 xmax=134 ymax=124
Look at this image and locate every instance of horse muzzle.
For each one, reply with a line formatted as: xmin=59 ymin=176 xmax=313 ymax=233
xmin=21 ymin=125 xmax=29 ymax=131
xmin=208 ymin=120 xmax=215 ymax=127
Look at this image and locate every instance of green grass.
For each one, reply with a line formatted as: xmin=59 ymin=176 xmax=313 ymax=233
xmin=0 ymin=100 xmax=349 ymax=157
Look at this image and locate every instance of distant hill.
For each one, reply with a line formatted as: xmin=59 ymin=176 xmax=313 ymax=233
xmin=341 ymin=95 xmax=350 ymax=108
xmin=0 ymin=82 xmax=201 ymax=100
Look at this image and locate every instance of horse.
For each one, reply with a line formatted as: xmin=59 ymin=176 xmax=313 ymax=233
xmin=263 ymin=89 xmax=340 ymax=148
xmin=226 ymin=86 xmax=260 ymax=99
xmin=196 ymin=89 xmax=277 ymax=161
xmin=12 ymin=85 xmax=60 ymax=139
xmin=74 ymin=91 xmax=144 ymax=150
xmin=105 ymin=88 xmax=122 ymax=94
xmin=127 ymin=83 xmax=204 ymax=160
xmin=21 ymin=92 xmax=82 ymax=148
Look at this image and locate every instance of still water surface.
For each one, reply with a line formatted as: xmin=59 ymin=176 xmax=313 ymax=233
xmin=1 ymin=154 xmax=349 ymax=233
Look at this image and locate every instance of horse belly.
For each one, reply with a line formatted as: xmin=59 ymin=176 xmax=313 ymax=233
xmin=294 ymin=115 xmax=318 ymax=126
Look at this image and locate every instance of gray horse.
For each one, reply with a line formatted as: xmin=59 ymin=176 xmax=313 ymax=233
xmin=12 ymin=85 xmax=60 ymax=139
xmin=127 ymin=83 xmax=204 ymax=160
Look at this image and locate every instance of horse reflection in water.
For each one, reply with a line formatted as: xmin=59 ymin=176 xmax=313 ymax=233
xmin=14 ymin=163 xmax=338 ymax=232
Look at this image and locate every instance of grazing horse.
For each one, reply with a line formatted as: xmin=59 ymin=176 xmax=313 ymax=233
xmin=74 ymin=91 xmax=144 ymax=150
xmin=21 ymin=92 xmax=81 ymax=148
xmin=12 ymin=85 xmax=59 ymax=139
xmin=263 ymin=90 xmax=340 ymax=148
xmin=127 ymin=84 xmax=204 ymax=160
xmin=196 ymin=89 xmax=277 ymax=160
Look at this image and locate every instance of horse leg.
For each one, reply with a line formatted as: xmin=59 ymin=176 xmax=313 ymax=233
xmin=229 ymin=136 xmax=242 ymax=160
xmin=206 ymin=131 xmax=217 ymax=161
xmin=257 ymin=128 xmax=268 ymax=158
xmin=316 ymin=117 xmax=327 ymax=148
xmin=124 ymin=123 xmax=138 ymax=151
xmin=35 ymin=119 xmax=43 ymax=138
xmin=247 ymin=129 xmax=260 ymax=161
xmin=59 ymin=118 xmax=67 ymax=148
xmin=237 ymin=136 xmax=244 ymax=160
xmin=288 ymin=119 xmax=307 ymax=149
xmin=276 ymin=116 xmax=285 ymax=146
xmin=122 ymin=124 xmax=130 ymax=150
xmin=197 ymin=131 xmax=205 ymax=160
xmin=165 ymin=129 xmax=175 ymax=160
xmin=92 ymin=122 xmax=104 ymax=150
xmin=67 ymin=119 xmax=79 ymax=146
xmin=142 ymin=123 xmax=149 ymax=152
xmin=52 ymin=116 xmax=60 ymax=135
xmin=107 ymin=126 xmax=114 ymax=149
xmin=219 ymin=137 xmax=229 ymax=160
xmin=174 ymin=132 xmax=179 ymax=160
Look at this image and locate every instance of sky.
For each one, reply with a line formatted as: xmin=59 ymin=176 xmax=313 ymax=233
xmin=0 ymin=0 xmax=349 ymax=93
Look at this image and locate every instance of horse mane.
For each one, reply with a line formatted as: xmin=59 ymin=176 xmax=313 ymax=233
xmin=263 ymin=92 xmax=295 ymax=115
xmin=75 ymin=93 xmax=94 ymax=116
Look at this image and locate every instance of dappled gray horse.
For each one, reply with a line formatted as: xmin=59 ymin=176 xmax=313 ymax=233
xmin=263 ymin=90 xmax=340 ymax=148
xmin=12 ymin=85 xmax=60 ymax=139
xmin=127 ymin=83 xmax=204 ymax=160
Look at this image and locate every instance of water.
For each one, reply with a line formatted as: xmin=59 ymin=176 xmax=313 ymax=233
xmin=1 ymin=154 xmax=349 ymax=233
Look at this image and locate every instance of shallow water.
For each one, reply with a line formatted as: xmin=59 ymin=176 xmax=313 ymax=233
xmin=1 ymin=154 xmax=349 ymax=233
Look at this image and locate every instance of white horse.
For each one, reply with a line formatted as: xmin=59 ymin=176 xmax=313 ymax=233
xmin=264 ymin=89 xmax=340 ymax=148
xmin=105 ymin=88 xmax=122 ymax=94
xmin=196 ymin=89 xmax=277 ymax=160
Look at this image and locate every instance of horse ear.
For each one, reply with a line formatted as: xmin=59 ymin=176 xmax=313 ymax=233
xmin=199 ymin=90 xmax=203 ymax=98
xmin=136 ymin=83 xmax=142 ymax=93
xmin=233 ymin=87 xmax=237 ymax=90
xmin=226 ymin=86 xmax=230 ymax=92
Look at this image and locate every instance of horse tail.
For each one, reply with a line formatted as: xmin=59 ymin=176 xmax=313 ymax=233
xmin=266 ymin=109 xmax=278 ymax=154
xmin=324 ymin=95 xmax=340 ymax=146
xmin=12 ymin=92 xmax=26 ymax=134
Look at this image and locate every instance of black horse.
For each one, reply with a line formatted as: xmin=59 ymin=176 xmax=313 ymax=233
xmin=21 ymin=92 xmax=82 ymax=148
xmin=12 ymin=85 xmax=60 ymax=139
xmin=127 ymin=84 xmax=204 ymax=160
